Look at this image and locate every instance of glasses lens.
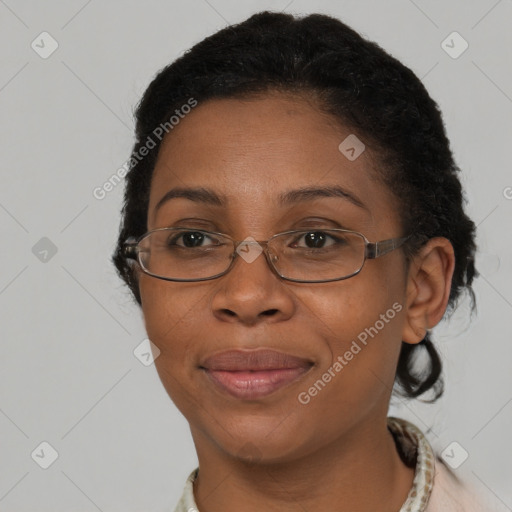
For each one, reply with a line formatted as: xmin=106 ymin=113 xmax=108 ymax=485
xmin=138 ymin=228 xmax=233 ymax=280
xmin=270 ymin=230 xmax=366 ymax=282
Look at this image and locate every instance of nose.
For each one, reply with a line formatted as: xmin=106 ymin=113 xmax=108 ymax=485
xmin=210 ymin=245 xmax=296 ymax=326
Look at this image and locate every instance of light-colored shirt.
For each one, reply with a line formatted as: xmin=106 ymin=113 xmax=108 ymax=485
xmin=172 ymin=416 xmax=503 ymax=511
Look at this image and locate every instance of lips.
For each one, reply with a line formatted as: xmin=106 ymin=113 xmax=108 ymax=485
xmin=200 ymin=349 xmax=314 ymax=400
xmin=201 ymin=349 xmax=313 ymax=371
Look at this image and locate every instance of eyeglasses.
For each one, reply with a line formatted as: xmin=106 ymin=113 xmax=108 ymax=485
xmin=122 ymin=227 xmax=412 ymax=283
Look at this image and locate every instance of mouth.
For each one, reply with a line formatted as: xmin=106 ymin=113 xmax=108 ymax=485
xmin=200 ymin=349 xmax=314 ymax=400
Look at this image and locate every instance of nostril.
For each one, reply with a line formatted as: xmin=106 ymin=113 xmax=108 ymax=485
xmin=262 ymin=309 xmax=278 ymax=316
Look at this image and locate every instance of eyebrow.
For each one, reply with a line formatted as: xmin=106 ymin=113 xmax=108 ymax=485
xmin=154 ymin=185 xmax=369 ymax=212
xmin=155 ymin=187 xmax=224 ymax=212
xmin=279 ymin=185 xmax=368 ymax=211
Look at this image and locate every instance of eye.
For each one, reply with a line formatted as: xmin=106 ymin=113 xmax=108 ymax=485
xmin=166 ymin=230 xmax=220 ymax=248
xmin=290 ymin=231 xmax=344 ymax=249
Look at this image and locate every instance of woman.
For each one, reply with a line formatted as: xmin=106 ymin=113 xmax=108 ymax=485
xmin=112 ymin=11 xmax=496 ymax=511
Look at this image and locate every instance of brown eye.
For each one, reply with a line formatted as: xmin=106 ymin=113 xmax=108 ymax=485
xmin=166 ymin=230 xmax=223 ymax=249
xmin=291 ymin=231 xmax=345 ymax=249
xmin=170 ymin=231 xmax=206 ymax=248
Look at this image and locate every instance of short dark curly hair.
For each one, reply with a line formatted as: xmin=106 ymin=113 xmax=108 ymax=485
xmin=112 ymin=11 xmax=478 ymax=402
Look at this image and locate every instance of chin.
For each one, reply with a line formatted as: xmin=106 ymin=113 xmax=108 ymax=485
xmin=205 ymin=415 xmax=314 ymax=464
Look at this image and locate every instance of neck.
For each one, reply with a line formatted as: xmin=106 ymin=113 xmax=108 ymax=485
xmin=191 ymin=415 xmax=415 ymax=512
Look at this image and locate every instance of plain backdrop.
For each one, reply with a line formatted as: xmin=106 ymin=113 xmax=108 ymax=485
xmin=1 ymin=1 xmax=511 ymax=511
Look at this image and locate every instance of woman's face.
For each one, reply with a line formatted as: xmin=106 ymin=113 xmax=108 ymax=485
xmin=139 ymin=92 xmax=412 ymax=463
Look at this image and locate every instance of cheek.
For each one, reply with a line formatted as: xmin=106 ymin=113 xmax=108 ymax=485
xmin=139 ymin=276 xmax=212 ymax=414
xmin=139 ymin=276 xmax=211 ymax=359
xmin=297 ymin=270 xmax=401 ymax=343
xmin=295 ymin=273 xmax=404 ymax=404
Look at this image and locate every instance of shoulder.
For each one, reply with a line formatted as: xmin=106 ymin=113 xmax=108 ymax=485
xmin=387 ymin=417 xmax=507 ymax=512
xmin=426 ymin=457 xmax=505 ymax=512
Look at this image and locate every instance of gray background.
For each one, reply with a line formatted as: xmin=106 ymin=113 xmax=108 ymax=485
xmin=1 ymin=0 xmax=511 ymax=510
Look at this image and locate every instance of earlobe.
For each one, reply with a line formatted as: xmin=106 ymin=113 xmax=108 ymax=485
xmin=401 ymin=237 xmax=455 ymax=345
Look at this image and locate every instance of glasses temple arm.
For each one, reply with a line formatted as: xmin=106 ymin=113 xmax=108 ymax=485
xmin=123 ymin=241 xmax=138 ymax=260
xmin=366 ymin=235 xmax=412 ymax=259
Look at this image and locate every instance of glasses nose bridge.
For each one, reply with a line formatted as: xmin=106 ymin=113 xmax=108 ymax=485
xmin=232 ymin=236 xmax=274 ymax=252
xmin=258 ymin=239 xmax=278 ymax=265
xmin=232 ymin=237 xmax=279 ymax=270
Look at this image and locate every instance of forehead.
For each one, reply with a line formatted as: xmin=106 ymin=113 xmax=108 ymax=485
xmin=147 ymin=93 xmax=399 ymax=232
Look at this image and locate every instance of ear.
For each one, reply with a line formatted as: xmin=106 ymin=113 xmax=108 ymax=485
xmin=402 ymin=237 xmax=455 ymax=345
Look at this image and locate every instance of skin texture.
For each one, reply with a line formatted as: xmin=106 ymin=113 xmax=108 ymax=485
xmin=137 ymin=91 xmax=455 ymax=512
